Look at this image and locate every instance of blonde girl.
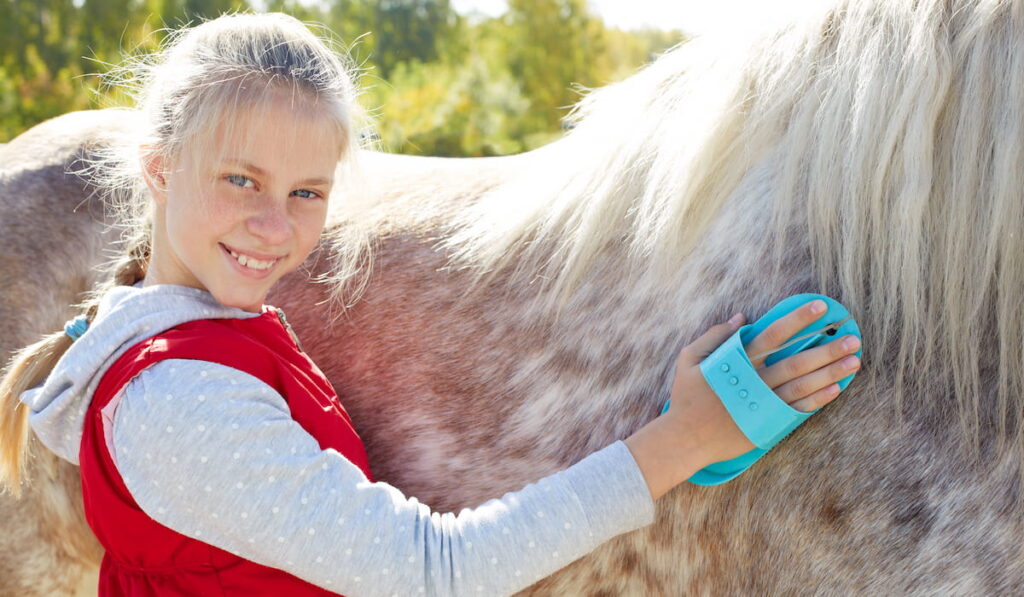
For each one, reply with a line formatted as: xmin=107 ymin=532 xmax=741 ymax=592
xmin=0 ymin=12 xmax=861 ymax=596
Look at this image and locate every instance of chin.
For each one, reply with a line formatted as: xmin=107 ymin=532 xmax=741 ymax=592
xmin=211 ymin=287 xmax=267 ymax=313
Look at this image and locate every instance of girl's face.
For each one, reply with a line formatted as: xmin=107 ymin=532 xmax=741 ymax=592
xmin=144 ymin=97 xmax=343 ymax=312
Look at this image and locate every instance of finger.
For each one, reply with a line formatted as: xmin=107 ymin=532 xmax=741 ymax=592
xmin=789 ymin=383 xmax=841 ymax=413
xmin=773 ymin=355 xmax=860 ymax=404
xmin=677 ymin=313 xmax=746 ymax=366
xmin=745 ymin=299 xmax=828 ymax=367
xmin=759 ymin=334 xmax=860 ymax=388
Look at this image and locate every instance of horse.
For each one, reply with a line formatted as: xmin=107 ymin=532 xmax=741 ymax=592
xmin=3 ymin=0 xmax=1024 ymax=593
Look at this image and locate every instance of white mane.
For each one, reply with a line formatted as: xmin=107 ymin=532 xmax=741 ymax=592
xmin=442 ymin=0 xmax=1024 ymax=452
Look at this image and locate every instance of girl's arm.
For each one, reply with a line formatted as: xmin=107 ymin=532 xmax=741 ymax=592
xmin=112 ymin=359 xmax=654 ymax=597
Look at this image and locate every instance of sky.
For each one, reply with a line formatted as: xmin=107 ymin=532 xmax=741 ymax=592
xmin=449 ymin=0 xmax=828 ymax=35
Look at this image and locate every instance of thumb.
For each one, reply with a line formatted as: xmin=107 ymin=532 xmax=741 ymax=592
xmin=678 ymin=313 xmax=745 ymax=366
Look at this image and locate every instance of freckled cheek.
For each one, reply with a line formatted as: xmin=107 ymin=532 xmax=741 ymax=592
xmin=293 ymin=206 xmax=328 ymax=252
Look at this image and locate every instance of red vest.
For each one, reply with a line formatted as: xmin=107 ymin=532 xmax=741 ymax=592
xmin=79 ymin=308 xmax=373 ymax=596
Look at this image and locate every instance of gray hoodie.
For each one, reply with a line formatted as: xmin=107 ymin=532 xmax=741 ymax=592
xmin=21 ymin=283 xmax=655 ymax=597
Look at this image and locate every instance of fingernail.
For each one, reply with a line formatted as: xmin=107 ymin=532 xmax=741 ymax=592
xmin=842 ymin=356 xmax=860 ymax=370
xmin=809 ymin=300 xmax=826 ymax=314
xmin=729 ymin=313 xmax=744 ymax=325
xmin=842 ymin=336 xmax=860 ymax=351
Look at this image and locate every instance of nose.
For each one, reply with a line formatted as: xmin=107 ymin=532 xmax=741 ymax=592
xmin=246 ymin=197 xmax=291 ymax=246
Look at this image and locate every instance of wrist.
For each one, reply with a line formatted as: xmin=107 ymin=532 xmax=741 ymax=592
xmin=624 ymin=413 xmax=705 ymax=500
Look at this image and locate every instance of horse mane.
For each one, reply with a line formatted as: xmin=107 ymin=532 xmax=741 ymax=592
xmin=334 ymin=0 xmax=1024 ymax=455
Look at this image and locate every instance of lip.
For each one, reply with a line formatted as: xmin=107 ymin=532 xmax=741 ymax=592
xmin=220 ymin=243 xmax=285 ymax=261
xmin=219 ymin=243 xmax=282 ymax=280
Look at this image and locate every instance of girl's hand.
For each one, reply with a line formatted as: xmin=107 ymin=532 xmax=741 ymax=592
xmin=666 ymin=300 xmax=860 ymax=470
xmin=624 ymin=300 xmax=861 ymax=500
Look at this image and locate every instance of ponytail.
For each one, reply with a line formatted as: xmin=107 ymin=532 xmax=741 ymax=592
xmin=0 ymin=244 xmax=147 ymax=496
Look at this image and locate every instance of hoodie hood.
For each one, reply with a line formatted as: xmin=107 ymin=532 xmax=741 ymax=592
xmin=20 ymin=283 xmax=260 ymax=465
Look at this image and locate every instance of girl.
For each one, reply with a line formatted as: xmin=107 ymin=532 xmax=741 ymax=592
xmin=0 ymin=13 xmax=861 ymax=597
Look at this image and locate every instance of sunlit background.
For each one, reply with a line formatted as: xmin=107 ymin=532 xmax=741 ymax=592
xmin=0 ymin=0 xmax=824 ymax=155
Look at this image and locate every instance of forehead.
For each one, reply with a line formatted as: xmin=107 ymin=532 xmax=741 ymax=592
xmin=187 ymin=95 xmax=345 ymax=180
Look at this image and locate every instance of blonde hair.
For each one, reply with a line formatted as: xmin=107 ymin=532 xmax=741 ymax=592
xmin=444 ymin=0 xmax=1024 ymax=454
xmin=0 ymin=12 xmax=360 ymax=494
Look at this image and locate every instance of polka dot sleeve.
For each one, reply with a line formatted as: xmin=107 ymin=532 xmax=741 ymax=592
xmin=110 ymin=359 xmax=655 ymax=596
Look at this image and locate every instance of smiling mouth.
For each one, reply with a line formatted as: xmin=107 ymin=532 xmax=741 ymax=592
xmin=221 ymin=244 xmax=282 ymax=271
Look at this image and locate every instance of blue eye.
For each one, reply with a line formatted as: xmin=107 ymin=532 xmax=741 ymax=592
xmin=292 ymin=189 xmax=322 ymax=200
xmin=226 ymin=174 xmax=254 ymax=188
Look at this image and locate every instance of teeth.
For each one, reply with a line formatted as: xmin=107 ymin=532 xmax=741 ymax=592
xmin=227 ymin=248 xmax=277 ymax=271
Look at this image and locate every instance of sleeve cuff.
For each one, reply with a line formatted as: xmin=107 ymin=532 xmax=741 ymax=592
xmin=561 ymin=440 xmax=656 ymax=542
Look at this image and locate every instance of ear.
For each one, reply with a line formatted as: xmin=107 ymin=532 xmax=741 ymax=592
xmin=140 ymin=149 xmax=170 ymax=206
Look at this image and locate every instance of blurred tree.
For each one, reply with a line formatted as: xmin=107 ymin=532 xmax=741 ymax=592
xmin=504 ymin=0 xmax=609 ymax=131
xmin=1 ymin=0 xmax=684 ymax=154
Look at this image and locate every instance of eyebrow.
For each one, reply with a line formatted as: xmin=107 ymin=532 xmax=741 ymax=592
xmin=223 ymin=158 xmax=333 ymax=187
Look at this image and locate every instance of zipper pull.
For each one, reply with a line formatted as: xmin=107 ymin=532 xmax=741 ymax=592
xmin=275 ymin=307 xmax=304 ymax=352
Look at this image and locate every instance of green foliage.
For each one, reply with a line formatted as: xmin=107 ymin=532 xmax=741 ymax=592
xmin=1 ymin=0 xmax=685 ymax=155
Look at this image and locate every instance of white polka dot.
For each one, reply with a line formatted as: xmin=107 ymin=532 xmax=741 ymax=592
xmin=197 ymin=395 xmax=205 ymax=402
xmin=552 ymin=551 xmax=559 ymax=557
xmin=140 ymin=424 xmax=147 ymax=431
xmin=373 ymin=537 xmax=381 ymax=544
xmin=477 ymin=587 xmax=483 ymax=592
xmin=536 ymin=511 xmax=545 ymax=518
xmin=286 ymin=561 xmax=294 ymax=566
xmin=204 ymin=486 xmax=212 ymax=492
xmin=231 ymin=423 xmax=239 ymax=430
xmin=278 ymin=537 xmax=285 ymax=543
xmin=382 ymin=569 xmax=389 ymax=574
xmin=316 ymin=556 xmax=323 ymax=563
xmin=170 ymin=457 xmax=178 ymax=464
xmin=301 ymin=498 xmax=308 ymax=505
xmin=170 ymin=368 xmax=176 ymax=374
xmin=515 ymin=570 xmax=522 ymax=577
xmin=177 ymin=485 xmax=184 ymax=492
xmin=200 ymin=456 xmax=208 ymax=463
xmin=233 ymin=452 xmax=240 ymax=459
xmin=195 ymin=530 xmax=201 ymax=537
xmin=337 ymin=517 xmax=345 ymax=525
xmin=466 ymin=541 xmax=473 ymax=549
xmin=165 ymin=394 xmax=172 ymax=401
xmin=419 ymin=588 xmax=425 ymax=594
xmin=564 ymin=522 xmax=571 ymax=529
xmin=308 ymin=528 xmax=315 ymax=535
xmin=528 ymin=541 xmax=535 ymax=548
xmin=268 ymin=476 xmax=276 ymax=482
xmin=408 ymin=556 xmax=416 ymax=563
xmin=272 ymin=507 xmax=280 ymax=514
xmin=490 ymin=557 xmax=498 ymax=565
xmin=353 ymin=577 xmax=361 ymax=583
xmin=235 ymin=482 xmax=244 ymax=489
xmin=345 ymin=548 xmax=352 ymax=555
xmin=165 ymin=426 xmax=174 ymax=433
xmin=211 ymin=513 xmax=218 ymax=519
xmin=503 ymin=527 xmax=510 ymax=535
xmin=241 ymin=512 xmax=248 ymax=519
xmin=322 ymin=462 xmax=328 ymax=470
xmin=197 ymin=425 xmax=206 ymax=432
xmin=364 ymin=509 xmax=371 ymax=515
xmin=455 ymin=571 xmax=462 ymax=579
xmin=145 ymin=453 xmax=152 ymax=460
xmin=291 ymin=447 xmax=297 ymax=454
xmin=200 ymin=371 xmax=208 ymax=377
xmin=158 ymin=507 xmax=167 ymax=514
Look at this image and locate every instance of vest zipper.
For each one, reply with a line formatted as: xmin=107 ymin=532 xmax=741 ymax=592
xmin=274 ymin=307 xmax=304 ymax=352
